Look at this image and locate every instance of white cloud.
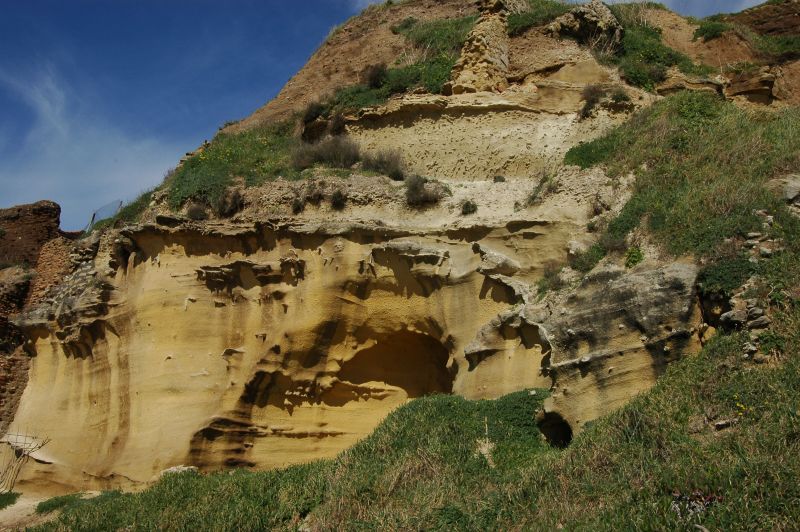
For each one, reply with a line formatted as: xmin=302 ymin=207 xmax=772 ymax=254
xmin=0 ymin=64 xmax=184 ymax=230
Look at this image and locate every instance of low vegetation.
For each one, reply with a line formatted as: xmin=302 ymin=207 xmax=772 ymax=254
xmin=565 ymin=91 xmax=800 ymax=272
xmin=507 ymin=0 xmax=570 ymax=37
xmin=0 ymin=492 xmax=19 ymax=511
xmin=405 ymin=175 xmax=443 ymax=207
xmin=693 ymin=19 xmax=732 ymax=41
xmin=291 ymin=137 xmax=360 ymax=171
xmin=362 ymin=148 xmax=406 ymax=181
xmin=306 ymin=15 xmax=475 ymax=121
xmin=605 ymin=5 xmax=713 ymax=90
xmin=168 ymin=120 xmax=298 ymax=209
xmin=461 ymin=199 xmax=477 ymax=215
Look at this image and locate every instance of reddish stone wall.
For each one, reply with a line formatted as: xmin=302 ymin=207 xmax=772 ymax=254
xmin=0 ymin=200 xmax=62 ymax=266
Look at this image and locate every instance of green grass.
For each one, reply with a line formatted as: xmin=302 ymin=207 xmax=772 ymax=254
xmin=36 ymin=493 xmax=85 ymax=514
xmin=37 ymin=390 xmax=553 ymax=530
xmin=693 ymin=20 xmax=733 ymax=41
xmin=92 ymin=188 xmax=157 ymax=230
xmin=605 ymin=6 xmax=714 ymax=90
xmin=167 ymin=120 xmax=298 ymax=209
xmin=566 ymin=92 xmax=800 ymax=273
xmin=0 ymin=492 xmax=19 ymax=511
xmin=507 ymin=0 xmax=571 ymax=37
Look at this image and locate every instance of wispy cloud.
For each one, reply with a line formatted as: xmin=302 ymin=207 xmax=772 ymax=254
xmin=0 ymin=64 xmax=183 ymax=230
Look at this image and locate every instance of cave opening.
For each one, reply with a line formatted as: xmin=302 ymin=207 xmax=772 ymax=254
xmin=538 ymin=412 xmax=573 ymax=448
xmin=337 ymin=329 xmax=453 ymax=398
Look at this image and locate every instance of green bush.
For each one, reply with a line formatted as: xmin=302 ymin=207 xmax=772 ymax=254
xmin=697 ymin=256 xmax=753 ymax=297
xmin=0 ymin=492 xmax=19 ymax=511
xmin=571 ymin=243 xmax=606 ymax=273
xmin=693 ymin=20 xmax=732 ymax=42
xmin=461 ymin=200 xmax=478 ymax=215
xmin=168 ymin=120 xmax=298 ymax=209
xmin=624 ymin=246 xmax=644 ymax=268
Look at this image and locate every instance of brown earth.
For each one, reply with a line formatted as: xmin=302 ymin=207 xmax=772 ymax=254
xmin=225 ymin=0 xmax=478 ymax=133
xmin=644 ymin=8 xmax=757 ymax=69
xmin=730 ymin=0 xmax=800 ymax=37
xmin=0 ymin=202 xmax=62 ymax=267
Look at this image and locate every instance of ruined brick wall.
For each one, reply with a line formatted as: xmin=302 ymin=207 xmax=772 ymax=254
xmin=0 ymin=200 xmax=62 ymax=266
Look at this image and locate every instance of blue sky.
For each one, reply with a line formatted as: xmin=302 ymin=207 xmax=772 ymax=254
xmin=0 ymin=0 xmax=761 ymax=229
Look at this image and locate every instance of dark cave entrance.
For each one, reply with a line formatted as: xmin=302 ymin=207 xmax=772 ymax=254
xmin=538 ymin=412 xmax=573 ymax=448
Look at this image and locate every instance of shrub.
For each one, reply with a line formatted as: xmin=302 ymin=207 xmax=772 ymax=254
xmin=362 ymin=149 xmax=405 ymax=181
xmin=0 ymin=492 xmax=19 ymax=511
xmin=390 ymin=17 xmax=417 ymax=35
xmin=528 ymin=168 xmax=559 ymax=205
xmin=508 ymin=0 xmax=571 ymax=37
xmin=291 ymin=137 xmax=361 ymax=171
xmin=186 ymin=203 xmax=209 ymax=221
xmin=291 ymin=196 xmax=305 ymax=215
xmin=405 ymin=175 xmax=442 ymax=207
xmin=537 ymin=261 xmax=565 ymax=297
xmin=329 ymin=113 xmax=346 ymax=136
xmin=693 ymin=20 xmax=732 ymax=42
xmin=303 ymin=101 xmax=326 ymax=124
xmin=362 ymin=63 xmax=388 ymax=89
xmin=570 ymin=243 xmax=606 ymax=273
xmin=304 ymin=182 xmax=325 ymax=205
xmin=697 ymin=256 xmax=753 ymax=297
xmin=461 ymin=200 xmax=478 ymax=216
xmin=331 ymin=189 xmax=347 ymax=210
xmin=216 ymin=188 xmax=244 ymax=218
xmin=580 ymin=84 xmax=607 ymax=119
xmin=493 ymin=175 xmax=506 ymax=183
xmin=624 ymin=246 xmax=645 ymax=268
xmin=610 ymin=87 xmax=630 ymax=103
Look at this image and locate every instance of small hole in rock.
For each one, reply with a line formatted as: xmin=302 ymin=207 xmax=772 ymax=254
xmin=538 ymin=412 xmax=573 ymax=448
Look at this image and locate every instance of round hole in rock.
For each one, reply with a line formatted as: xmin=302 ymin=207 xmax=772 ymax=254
xmin=538 ymin=412 xmax=573 ymax=448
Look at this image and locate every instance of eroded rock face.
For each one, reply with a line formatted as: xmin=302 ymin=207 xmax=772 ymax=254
xmin=0 ymin=201 xmax=62 ymax=266
xmin=546 ymin=0 xmax=623 ymax=48
xmin=445 ymin=0 xmax=512 ymax=95
xmin=7 ymin=213 xmax=702 ymax=490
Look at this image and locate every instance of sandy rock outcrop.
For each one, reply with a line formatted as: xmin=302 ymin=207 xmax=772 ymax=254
xmin=445 ymin=0 xmax=512 ymax=95
xmin=546 ymin=0 xmax=622 ymax=48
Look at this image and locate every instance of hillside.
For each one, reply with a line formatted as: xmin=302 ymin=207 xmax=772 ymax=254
xmin=1 ymin=0 xmax=799 ymax=529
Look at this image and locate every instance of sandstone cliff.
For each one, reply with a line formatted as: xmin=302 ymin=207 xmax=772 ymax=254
xmin=1 ymin=0 xmax=794 ymax=496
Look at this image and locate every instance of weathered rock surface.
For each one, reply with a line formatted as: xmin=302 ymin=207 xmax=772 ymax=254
xmin=4 ymin=208 xmax=703 ymax=490
xmin=0 ymin=201 xmax=62 ymax=266
xmin=546 ymin=0 xmax=623 ymax=48
xmin=446 ymin=0 xmax=512 ymax=95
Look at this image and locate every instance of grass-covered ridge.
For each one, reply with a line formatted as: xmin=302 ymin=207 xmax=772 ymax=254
xmin=168 ymin=120 xmax=298 ymax=209
xmin=565 ymin=92 xmax=800 ymax=271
